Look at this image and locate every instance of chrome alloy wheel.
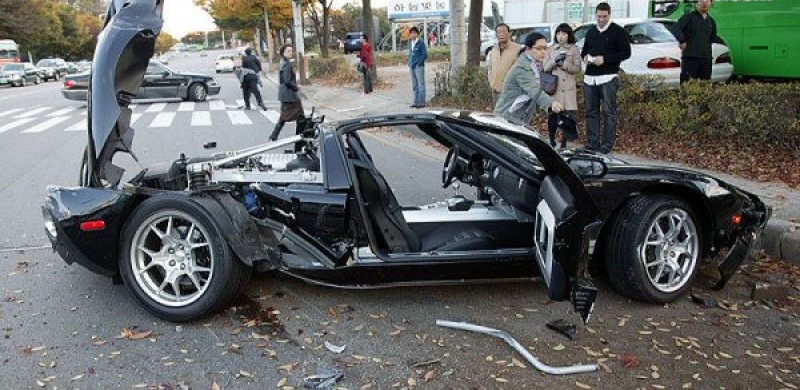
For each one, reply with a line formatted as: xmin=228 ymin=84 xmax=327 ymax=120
xmin=129 ymin=210 xmax=214 ymax=307
xmin=191 ymin=84 xmax=207 ymax=101
xmin=639 ymin=208 xmax=699 ymax=293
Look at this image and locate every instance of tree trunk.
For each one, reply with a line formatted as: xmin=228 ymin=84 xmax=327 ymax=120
xmin=321 ymin=2 xmax=330 ymax=58
xmin=448 ymin=0 xmax=466 ymax=73
xmin=362 ymin=0 xmax=377 ymax=79
xmin=466 ymin=0 xmax=483 ymax=67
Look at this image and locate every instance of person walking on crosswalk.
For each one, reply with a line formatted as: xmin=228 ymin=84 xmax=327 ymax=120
xmin=269 ymin=44 xmax=306 ymax=142
xmin=240 ymin=48 xmax=267 ymax=111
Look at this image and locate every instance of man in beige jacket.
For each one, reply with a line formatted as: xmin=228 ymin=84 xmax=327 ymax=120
xmin=487 ymin=23 xmax=521 ymax=104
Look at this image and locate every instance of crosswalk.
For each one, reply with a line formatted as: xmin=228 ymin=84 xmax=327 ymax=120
xmin=0 ymin=99 xmax=283 ymax=136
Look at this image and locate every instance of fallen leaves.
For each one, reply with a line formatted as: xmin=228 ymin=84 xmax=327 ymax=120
xmin=120 ymin=327 xmax=152 ymax=340
xmin=619 ymin=354 xmax=641 ymax=368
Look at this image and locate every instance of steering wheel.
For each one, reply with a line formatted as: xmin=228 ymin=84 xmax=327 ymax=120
xmin=442 ymin=146 xmax=460 ymax=188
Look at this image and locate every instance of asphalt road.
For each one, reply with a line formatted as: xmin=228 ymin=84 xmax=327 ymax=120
xmin=0 ymin=51 xmax=798 ymax=389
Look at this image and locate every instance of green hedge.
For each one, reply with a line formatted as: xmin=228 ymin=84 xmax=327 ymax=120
xmin=379 ymin=47 xmax=451 ymax=66
xmin=307 ymin=56 xmax=361 ymax=83
xmin=433 ymin=68 xmax=800 ymax=155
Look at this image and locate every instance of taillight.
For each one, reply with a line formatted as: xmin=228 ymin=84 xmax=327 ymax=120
xmin=79 ymin=220 xmax=106 ymax=231
xmin=647 ymin=57 xmax=681 ymax=69
xmin=715 ymin=52 xmax=731 ymax=64
xmin=63 ymin=79 xmax=75 ymax=88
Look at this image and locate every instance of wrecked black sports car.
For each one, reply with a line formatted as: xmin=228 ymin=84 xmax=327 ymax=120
xmin=43 ymin=0 xmax=769 ymax=323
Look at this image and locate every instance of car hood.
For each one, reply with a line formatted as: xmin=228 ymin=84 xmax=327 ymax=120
xmin=0 ymin=70 xmax=23 ymax=76
xmin=85 ymin=0 xmax=163 ymax=188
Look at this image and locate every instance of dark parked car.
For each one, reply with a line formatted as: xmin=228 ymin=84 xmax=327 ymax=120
xmin=343 ymin=32 xmax=363 ymax=54
xmin=61 ymin=59 xmax=220 ymax=101
xmin=36 ymin=58 xmax=68 ymax=81
xmin=43 ymin=1 xmax=769 ymax=323
xmin=0 ymin=62 xmax=42 ymax=87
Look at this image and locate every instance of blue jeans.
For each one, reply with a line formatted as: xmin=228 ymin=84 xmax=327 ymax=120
xmin=584 ymin=77 xmax=620 ymax=153
xmin=410 ymin=66 xmax=426 ymax=106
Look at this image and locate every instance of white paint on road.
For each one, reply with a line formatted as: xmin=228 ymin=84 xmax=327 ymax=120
xmin=209 ymin=100 xmax=225 ymax=111
xmin=178 ymin=102 xmax=195 ymax=111
xmin=0 ymin=118 xmax=36 ymax=134
xmin=191 ymin=111 xmax=211 ymax=126
xmin=226 ymin=111 xmax=252 ymax=125
xmin=21 ymin=116 xmax=71 ymax=133
xmin=65 ymin=118 xmax=87 ymax=132
xmin=145 ymin=102 xmax=167 ymax=113
xmin=261 ymin=110 xmax=280 ymax=123
xmin=46 ymin=107 xmax=79 ymax=117
xmin=14 ymin=107 xmax=50 ymax=118
xmin=0 ymin=108 xmax=24 ymax=118
xmin=149 ymin=112 xmax=176 ymax=128
xmin=130 ymin=113 xmax=142 ymax=125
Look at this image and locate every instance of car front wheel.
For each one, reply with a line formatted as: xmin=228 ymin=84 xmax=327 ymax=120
xmin=119 ymin=196 xmax=251 ymax=321
xmin=605 ymin=195 xmax=701 ymax=303
xmin=188 ymin=83 xmax=208 ymax=102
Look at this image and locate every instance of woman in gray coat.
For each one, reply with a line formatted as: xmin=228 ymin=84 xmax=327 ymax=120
xmin=543 ymin=23 xmax=582 ymax=148
xmin=494 ymin=32 xmax=563 ymax=124
xmin=269 ymin=44 xmax=305 ymax=142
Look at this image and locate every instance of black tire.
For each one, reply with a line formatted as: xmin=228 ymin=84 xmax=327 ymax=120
xmin=605 ymin=195 xmax=701 ymax=303
xmin=119 ymin=195 xmax=251 ymax=321
xmin=187 ymin=83 xmax=208 ymax=102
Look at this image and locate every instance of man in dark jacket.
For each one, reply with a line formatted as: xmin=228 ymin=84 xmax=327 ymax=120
xmin=581 ymin=2 xmax=631 ymax=154
xmin=241 ymin=48 xmax=267 ymax=110
xmin=672 ymin=0 xmax=718 ymax=83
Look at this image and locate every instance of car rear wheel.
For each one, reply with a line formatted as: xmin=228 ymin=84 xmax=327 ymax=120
xmin=119 ymin=196 xmax=251 ymax=321
xmin=605 ymin=195 xmax=701 ymax=303
xmin=188 ymin=83 xmax=208 ymax=102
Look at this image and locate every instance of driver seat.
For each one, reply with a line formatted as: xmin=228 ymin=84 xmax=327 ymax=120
xmin=347 ymin=135 xmax=495 ymax=253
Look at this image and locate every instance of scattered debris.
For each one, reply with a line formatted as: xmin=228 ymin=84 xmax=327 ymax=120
xmin=546 ymin=319 xmax=578 ymax=340
xmin=751 ymin=282 xmax=789 ymax=301
xmin=303 ymin=368 xmax=344 ymax=389
xmin=203 ymin=141 xmax=217 ymax=149
xmin=324 ymin=341 xmax=346 ymax=354
xmin=690 ymin=293 xmax=718 ymax=308
xmin=436 ymin=320 xmax=597 ymax=375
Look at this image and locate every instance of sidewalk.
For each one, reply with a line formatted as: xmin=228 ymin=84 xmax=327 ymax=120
xmin=275 ymin=63 xmax=800 ymax=265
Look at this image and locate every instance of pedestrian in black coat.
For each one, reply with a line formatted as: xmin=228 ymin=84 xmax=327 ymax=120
xmin=241 ymin=48 xmax=267 ymax=110
xmin=269 ymin=44 xmax=306 ymax=144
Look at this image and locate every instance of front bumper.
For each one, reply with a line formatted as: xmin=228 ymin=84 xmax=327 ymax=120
xmin=207 ymin=82 xmax=221 ymax=96
xmin=61 ymin=88 xmax=88 ymax=101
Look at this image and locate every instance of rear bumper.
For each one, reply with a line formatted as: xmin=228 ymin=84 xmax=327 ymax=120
xmin=712 ymin=195 xmax=771 ymax=290
xmin=61 ymin=88 xmax=88 ymax=101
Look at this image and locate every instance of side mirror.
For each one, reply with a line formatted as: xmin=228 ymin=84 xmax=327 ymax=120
xmin=566 ymin=157 xmax=607 ymax=178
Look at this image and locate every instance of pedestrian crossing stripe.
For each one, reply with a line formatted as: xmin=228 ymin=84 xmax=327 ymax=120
xmin=226 ymin=110 xmax=252 ymax=125
xmin=209 ymin=100 xmax=225 ymax=111
xmin=66 ymin=119 xmax=87 ymax=132
xmin=145 ymin=102 xmax=167 ymax=113
xmin=0 ymin=117 xmax=36 ymax=134
xmin=46 ymin=107 xmax=78 ymax=117
xmin=261 ymin=110 xmax=280 ymax=123
xmin=0 ymin=108 xmax=24 ymax=118
xmin=149 ymin=112 xmax=176 ymax=128
xmin=191 ymin=111 xmax=211 ymax=126
xmin=177 ymin=102 xmax=194 ymax=112
xmin=14 ymin=107 xmax=50 ymax=118
xmin=21 ymin=116 xmax=71 ymax=133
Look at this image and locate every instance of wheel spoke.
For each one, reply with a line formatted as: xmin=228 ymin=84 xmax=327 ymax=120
xmin=172 ymin=279 xmax=182 ymax=300
xmin=137 ymin=245 xmax=159 ymax=259
xmin=137 ymin=261 xmax=161 ymax=276
xmin=185 ymin=223 xmax=196 ymax=242
xmin=190 ymin=242 xmax=209 ymax=250
xmin=157 ymin=278 xmax=169 ymax=298
xmin=150 ymin=223 xmax=167 ymax=239
xmin=187 ymin=273 xmax=203 ymax=292
xmin=193 ymin=265 xmax=212 ymax=273
xmin=166 ymin=216 xmax=174 ymax=237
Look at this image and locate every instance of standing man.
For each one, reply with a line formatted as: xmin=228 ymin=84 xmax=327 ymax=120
xmin=581 ymin=2 xmax=631 ymax=154
xmin=357 ymin=33 xmax=373 ymax=95
xmin=408 ymin=26 xmax=428 ymax=108
xmin=672 ymin=0 xmax=718 ymax=83
xmin=241 ymin=48 xmax=267 ymax=111
xmin=487 ymin=23 xmax=521 ymax=105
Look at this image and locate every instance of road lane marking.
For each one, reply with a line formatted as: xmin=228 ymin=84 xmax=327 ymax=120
xmin=209 ymin=100 xmax=225 ymax=111
xmin=0 ymin=108 xmax=24 ymax=118
xmin=149 ymin=112 xmax=176 ymax=127
xmin=260 ymin=110 xmax=280 ymax=123
xmin=129 ymin=104 xmax=138 ymax=110
xmin=191 ymin=111 xmax=211 ymax=126
xmin=46 ymin=107 xmax=79 ymax=117
xmin=130 ymin=113 xmax=142 ymax=125
xmin=0 ymin=118 xmax=36 ymax=134
xmin=66 ymin=118 xmax=87 ymax=132
xmin=14 ymin=107 xmax=50 ymax=118
xmin=178 ymin=102 xmax=195 ymax=111
xmin=235 ymin=99 xmax=245 ymax=107
xmin=21 ymin=116 xmax=71 ymax=133
xmin=145 ymin=102 xmax=167 ymax=113
xmin=226 ymin=111 xmax=252 ymax=125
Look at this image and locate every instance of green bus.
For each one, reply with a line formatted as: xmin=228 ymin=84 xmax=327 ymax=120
xmin=650 ymin=0 xmax=800 ymax=79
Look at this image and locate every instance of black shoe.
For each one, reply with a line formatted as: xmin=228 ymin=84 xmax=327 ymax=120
xmin=410 ymin=105 xmax=418 ymax=108
xmin=243 ymin=106 xmax=251 ymax=110
xmin=259 ymin=104 xmax=267 ymax=111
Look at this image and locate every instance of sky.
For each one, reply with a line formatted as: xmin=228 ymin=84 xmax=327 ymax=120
xmin=162 ymin=0 xmax=217 ymax=39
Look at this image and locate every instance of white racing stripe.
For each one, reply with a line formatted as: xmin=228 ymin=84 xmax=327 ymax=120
xmin=178 ymin=102 xmax=195 ymax=111
xmin=191 ymin=111 xmax=211 ymax=126
xmin=260 ymin=110 xmax=280 ymax=123
xmin=226 ymin=111 xmax=252 ymax=125
xmin=14 ymin=107 xmax=50 ymax=118
xmin=149 ymin=112 xmax=176 ymax=128
xmin=0 ymin=118 xmax=36 ymax=134
xmin=65 ymin=118 xmax=88 ymax=132
xmin=21 ymin=116 xmax=71 ymax=133
xmin=145 ymin=102 xmax=167 ymax=113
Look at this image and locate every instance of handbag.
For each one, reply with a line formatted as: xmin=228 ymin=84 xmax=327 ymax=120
xmin=540 ymin=72 xmax=558 ymax=96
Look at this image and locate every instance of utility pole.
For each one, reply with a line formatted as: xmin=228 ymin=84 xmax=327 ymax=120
xmin=292 ymin=0 xmax=308 ymax=83
xmin=449 ymin=0 xmax=466 ymax=73
xmin=263 ymin=6 xmax=274 ymax=72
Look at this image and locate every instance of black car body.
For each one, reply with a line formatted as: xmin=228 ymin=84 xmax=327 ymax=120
xmin=61 ymin=59 xmax=220 ymax=102
xmin=343 ymin=32 xmax=363 ymax=54
xmin=0 ymin=62 xmax=42 ymax=87
xmin=43 ymin=0 xmax=769 ymax=323
xmin=36 ymin=58 xmax=68 ymax=81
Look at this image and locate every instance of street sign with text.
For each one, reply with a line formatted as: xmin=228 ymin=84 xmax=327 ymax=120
xmin=388 ymin=0 xmax=450 ymax=20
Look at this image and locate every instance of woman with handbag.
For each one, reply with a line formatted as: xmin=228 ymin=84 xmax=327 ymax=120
xmin=494 ymin=33 xmax=563 ymax=125
xmin=543 ymin=23 xmax=582 ymax=149
xmin=356 ymin=34 xmax=373 ymax=95
xmin=269 ymin=44 xmax=306 ymax=143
